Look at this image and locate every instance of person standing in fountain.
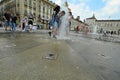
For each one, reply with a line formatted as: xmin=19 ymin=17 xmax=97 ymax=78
xmin=3 ymin=10 xmax=12 ymax=31
xmin=11 ymin=13 xmax=17 ymax=32
xmin=21 ymin=17 xmax=27 ymax=31
xmin=49 ymin=11 xmax=66 ymax=39
xmin=49 ymin=5 xmax=60 ymax=38
xmin=28 ymin=14 xmax=34 ymax=32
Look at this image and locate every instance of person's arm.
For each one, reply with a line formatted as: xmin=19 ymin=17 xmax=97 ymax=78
xmin=3 ymin=13 xmax=7 ymax=21
xmin=2 ymin=16 xmax=6 ymax=21
xmin=69 ymin=16 xmax=72 ymax=21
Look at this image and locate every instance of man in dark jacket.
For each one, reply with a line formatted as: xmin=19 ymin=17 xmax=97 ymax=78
xmin=4 ymin=10 xmax=11 ymax=31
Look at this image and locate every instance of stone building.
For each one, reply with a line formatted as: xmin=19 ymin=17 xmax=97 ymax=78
xmin=0 ymin=0 xmax=56 ymax=29
xmin=85 ymin=14 xmax=120 ymax=34
xmin=71 ymin=16 xmax=87 ymax=32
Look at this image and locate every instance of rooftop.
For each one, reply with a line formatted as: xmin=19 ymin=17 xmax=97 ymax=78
xmin=87 ymin=14 xmax=96 ymax=20
xmin=96 ymin=20 xmax=120 ymax=22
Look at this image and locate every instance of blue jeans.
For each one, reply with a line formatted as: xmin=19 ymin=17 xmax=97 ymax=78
xmin=5 ymin=21 xmax=10 ymax=26
xmin=24 ymin=25 xmax=30 ymax=32
xmin=5 ymin=21 xmax=12 ymax=30
xmin=11 ymin=22 xmax=16 ymax=32
xmin=49 ymin=17 xmax=55 ymax=27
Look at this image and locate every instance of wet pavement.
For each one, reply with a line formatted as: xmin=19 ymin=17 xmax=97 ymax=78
xmin=0 ymin=32 xmax=120 ymax=80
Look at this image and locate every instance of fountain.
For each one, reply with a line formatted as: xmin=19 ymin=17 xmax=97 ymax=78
xmin=92 ymin=25 xmax=100 ymax=39
xmin=57 ymin=1 xmax=69 ymax=40
xmin=93 ymin=25 xmax=97 ymax=34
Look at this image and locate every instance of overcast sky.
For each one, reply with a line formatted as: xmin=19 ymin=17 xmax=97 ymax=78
xmin=50 ymin=0 xmax=120 ymax=21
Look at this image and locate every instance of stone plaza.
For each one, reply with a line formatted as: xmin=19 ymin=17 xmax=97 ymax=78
xmin=0 ymin=31 xmax=120 ymax=80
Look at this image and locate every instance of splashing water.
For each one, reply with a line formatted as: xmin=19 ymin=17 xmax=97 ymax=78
xmin=93 ymin=25 xmax=97 ymax=34
xmin=57 ymin=2 xmax=70 ymax=40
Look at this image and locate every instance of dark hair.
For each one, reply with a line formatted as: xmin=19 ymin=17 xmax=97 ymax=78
xmin=54 ymin=5 xmax=60 ymax=16
xmin=69 ymin=12 xmax=72 ymax=15
xmin=61 ymin=11 xmax=65 ymax=14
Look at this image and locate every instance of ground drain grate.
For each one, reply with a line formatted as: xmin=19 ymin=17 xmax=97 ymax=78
xmin=98 ymin=54 xmax=112 ymax=59
xmin=43 ymin=53 xmax=58 ymax=60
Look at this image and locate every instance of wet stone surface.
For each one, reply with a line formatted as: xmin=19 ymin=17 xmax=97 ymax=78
xmin=0 ymin=33 xmax=120 ymax=80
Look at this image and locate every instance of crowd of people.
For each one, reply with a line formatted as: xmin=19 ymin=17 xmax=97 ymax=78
xmin=0 ymin=4 xmax=72 ymax=35
xmin=2 ymin=10 xmax=17 ymax=32
xmin=0 ymin=10 xmax=35 ymax=32
xmin=20 ymin=14 xmax=34 ymax=32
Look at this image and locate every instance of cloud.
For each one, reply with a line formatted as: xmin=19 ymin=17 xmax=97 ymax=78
xmin=69 ymin=2 xmax=93 ymax=20
xmin=104 ymin=0 xmax=120 ymax=14
xmin=69 ymin=0 xmax=120 ymax=20
xmin=54 ymin=0 xmax=62 ymax=5
xmin=95 ymin=0 xmax=120 ymax=19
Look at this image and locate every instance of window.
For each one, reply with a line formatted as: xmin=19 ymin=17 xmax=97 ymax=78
xmin=111 ymin=23 xmax=113 ymax=26
xmin=117 ymin=23 xmax=119 ymax=26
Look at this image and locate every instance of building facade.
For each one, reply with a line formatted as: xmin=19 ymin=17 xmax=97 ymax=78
xmin=0 ymin=0 xmax=79 ymax=30
xmin=0 ymin=0 xmax=56 ymax=29
xmin=71 ymin=16 xmax=87 ymax=33
xmin=85 ymin=14 xmax=120 ymax=34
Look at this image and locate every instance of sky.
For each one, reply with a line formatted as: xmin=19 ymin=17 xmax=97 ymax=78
xmin=50 ymin=0 xmax=120 ymax=21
